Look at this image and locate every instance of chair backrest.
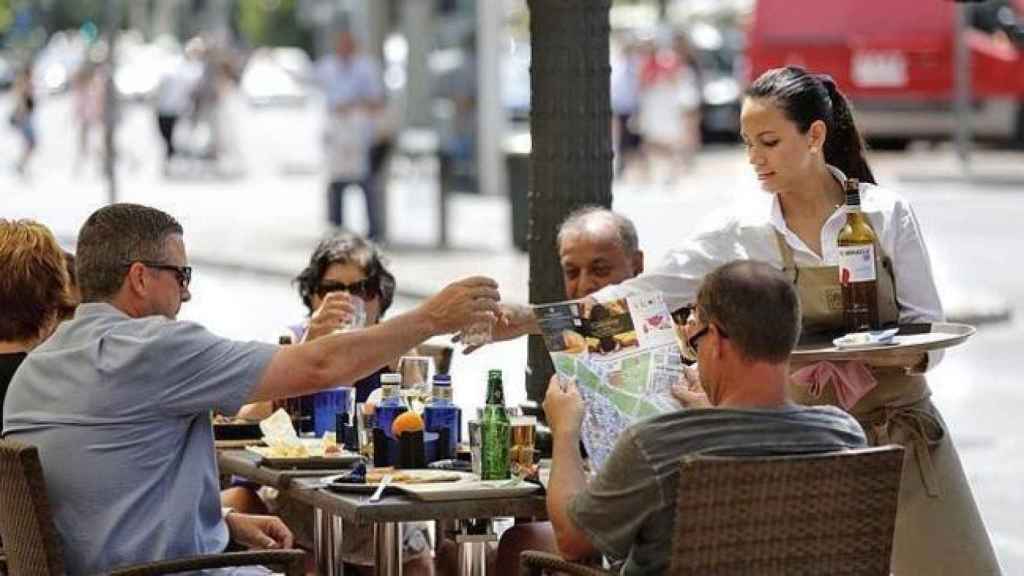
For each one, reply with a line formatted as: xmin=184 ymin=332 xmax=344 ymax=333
xmin=668 ymin=445 xmax=904 ymax=576
xmin=0 ymin=439 xmax=66 ymax=576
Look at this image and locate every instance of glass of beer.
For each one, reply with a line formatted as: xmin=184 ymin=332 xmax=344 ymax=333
xmin=509 ymin=415 xmax=537 ymax=474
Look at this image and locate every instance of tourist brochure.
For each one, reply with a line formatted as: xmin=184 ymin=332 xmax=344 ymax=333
xmin=533 ymin=292 xmax=686 ymax=471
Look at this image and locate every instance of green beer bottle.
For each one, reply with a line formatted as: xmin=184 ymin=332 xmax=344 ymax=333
xmin=480 ymin=369 xmax=511 ymax=480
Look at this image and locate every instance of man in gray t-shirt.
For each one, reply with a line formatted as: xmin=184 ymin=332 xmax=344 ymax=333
xmin=543 ymin=261 xmax=868 ymax=576
xmin=2 ymin=204 xmax=500 ymax=575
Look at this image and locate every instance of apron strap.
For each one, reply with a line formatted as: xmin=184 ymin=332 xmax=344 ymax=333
xmin=861 ymin=404 xmax=946 ymax=498
xmin=773 ymin=230 xmax=799 ymax=284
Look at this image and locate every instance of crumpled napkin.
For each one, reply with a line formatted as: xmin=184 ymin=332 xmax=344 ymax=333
xmin=259 ymin=408 xmax=309 ymax=457
xmin=792 ymin=361 xmax=877 ymax=410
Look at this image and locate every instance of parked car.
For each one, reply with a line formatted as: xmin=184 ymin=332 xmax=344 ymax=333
xmin=746 ymin=0 xmax=1024 ymax=146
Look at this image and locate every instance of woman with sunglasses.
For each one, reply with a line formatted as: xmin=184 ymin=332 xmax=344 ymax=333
xmin=289 ymin=231 xmax=398 ymax=402
xmin=223 ymin=231 xmax=436 ymax=575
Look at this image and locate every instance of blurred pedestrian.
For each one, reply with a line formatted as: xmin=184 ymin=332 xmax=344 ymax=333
xmin=315 ymin=28 xmax=387 ymax=240
xmin=155 ymin=38 xmax=204 ymax=174
xmin=211 ymin=58 xmax=244 ymax=175
xmin=71 ymin=63 xmax=103 ymax=174
xmin=635 ymin=32 xmax=701 ymax=187
xmin=610 ymin=35 xmax=642 ymax=178
xmin=9 ymin=67 xmax=37 ymax=176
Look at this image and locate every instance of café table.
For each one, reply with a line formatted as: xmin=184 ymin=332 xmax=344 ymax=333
xmin=217 ymin=450 xmax=547 ymax=576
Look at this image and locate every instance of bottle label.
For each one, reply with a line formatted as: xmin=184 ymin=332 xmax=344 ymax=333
xmin=434 ymin=386 xmax=453 ymax=402
xmin=838 ymin=245 xmax=877 ymax=284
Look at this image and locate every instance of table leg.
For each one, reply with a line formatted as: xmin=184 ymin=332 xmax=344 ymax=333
xmin=314 ymin=510 xmax=346 ymax=576
xmin=374 ymin=521 xmax=403 ymax=576
xmin=314 ymin=509 xmax=335 ymax=576
xmin=454 ymin=519 xmax=496 ymax=576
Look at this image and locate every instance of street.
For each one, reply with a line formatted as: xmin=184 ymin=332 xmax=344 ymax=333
xmin=3 ymin=90 xmax=1024 ymax=572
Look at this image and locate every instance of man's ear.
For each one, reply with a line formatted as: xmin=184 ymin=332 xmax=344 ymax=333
xmin=632 ymin=250 xmax=644 ymax=276
xmin=125 ymin=262 xmax=149 ymax=298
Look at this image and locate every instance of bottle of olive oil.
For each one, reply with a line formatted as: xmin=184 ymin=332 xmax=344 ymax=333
xmin=837 ymin=178 xmax=879 ymax=332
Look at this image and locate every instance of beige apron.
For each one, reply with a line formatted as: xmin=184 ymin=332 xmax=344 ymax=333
xmin=777 ymin=232 xmax=1002 ymax=576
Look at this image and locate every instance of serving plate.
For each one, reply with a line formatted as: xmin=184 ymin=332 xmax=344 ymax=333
xmin=793 ymin=323 xmax=975 ymax=362
xmin=324 ymin=469 xmax=474 ymax=495
xmin=246 ymin=439 xmax=364 ymax=469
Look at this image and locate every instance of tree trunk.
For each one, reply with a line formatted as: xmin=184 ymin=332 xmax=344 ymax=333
xmin=526 ymin=0 xmax=613 ymax=404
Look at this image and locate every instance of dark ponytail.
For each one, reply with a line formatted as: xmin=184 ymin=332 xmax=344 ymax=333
xmin=746 ymin=66 xmax=875 ymax=184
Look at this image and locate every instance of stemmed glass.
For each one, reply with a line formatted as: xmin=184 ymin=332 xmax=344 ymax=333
xmin=397 ymin=356 xmax=435 ymax=413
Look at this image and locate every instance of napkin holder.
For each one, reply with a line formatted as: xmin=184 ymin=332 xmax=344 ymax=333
xmin=372 ymin=429 xmax=442 ymax=468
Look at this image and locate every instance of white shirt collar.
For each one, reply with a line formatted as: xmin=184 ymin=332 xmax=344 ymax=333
xmin=767 ymin=164 xmax=851 ymax=259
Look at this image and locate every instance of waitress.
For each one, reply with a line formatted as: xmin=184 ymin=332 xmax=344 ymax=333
xmin=526 ymin=67 xmax=1000 ymax=574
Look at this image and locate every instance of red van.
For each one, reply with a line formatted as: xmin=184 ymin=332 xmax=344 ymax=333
xmin=745 ymin=0 xmax=1024 ymax=145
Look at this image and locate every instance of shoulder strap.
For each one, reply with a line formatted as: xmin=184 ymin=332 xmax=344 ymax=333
xmin=773 ymin=230 xmax=800 ymax=284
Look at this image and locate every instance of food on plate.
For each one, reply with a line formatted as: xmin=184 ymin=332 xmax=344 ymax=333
xmin=263 ymin=443 xmax=312 ymax=458
xmin=391 ymin=411 xmax=425 ymax=437
xmin=365 ymin=467 xmax=463 ymax=484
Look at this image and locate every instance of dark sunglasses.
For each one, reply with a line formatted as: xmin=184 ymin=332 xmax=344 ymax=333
xmin=131 ymin=261 xmax=192 ymax=289
xmin=681 ymin=315 xmax=728 ymax=362
xmin=316 ymin=277 xmax=378 ymax=299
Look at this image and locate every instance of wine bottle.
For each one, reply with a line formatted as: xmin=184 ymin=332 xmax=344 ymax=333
xmin=837 ymin=178 xmax=880 ymax=332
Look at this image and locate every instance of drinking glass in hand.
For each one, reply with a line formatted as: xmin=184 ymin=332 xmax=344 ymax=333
xmin=333 ymin=296 xmax=366 ymax=334
xmin=461 ymin=306 xmax=496 ymax=347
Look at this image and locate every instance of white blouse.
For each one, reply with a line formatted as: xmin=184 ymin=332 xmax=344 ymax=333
xmin=597 ymin=166 xmax=945 ymax=364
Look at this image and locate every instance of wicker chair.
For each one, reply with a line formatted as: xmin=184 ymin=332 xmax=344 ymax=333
xmin=521 ymin=445 xmax=904 ymax=576
xmin=0 ymin=439 xmax=305 ymax=576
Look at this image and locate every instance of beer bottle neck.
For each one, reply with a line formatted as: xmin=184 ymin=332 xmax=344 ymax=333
xmin=485 ymin=380 xmax=505 ymax=406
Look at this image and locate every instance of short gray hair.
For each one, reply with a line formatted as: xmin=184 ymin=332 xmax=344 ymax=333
xmin=557 ymin=206 xmax=639 ymax=255
xmin=696 ymin=260 xmax=801 ymax=364
xmin=76 ymin=204 xmax=184 ymax=302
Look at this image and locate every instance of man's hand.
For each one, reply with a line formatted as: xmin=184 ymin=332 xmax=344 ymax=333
xmin=419 ymin=276 xmax=500 ymax=335
xmin=225 ymin=512 xmax=294 ymax=550
xmin=304 ymin=291 xmax=358 ymax=343
xmin=543 ymin=375 xmax=584 ymax=439
xmin=670 ymin=365 xmax=710 ymax=408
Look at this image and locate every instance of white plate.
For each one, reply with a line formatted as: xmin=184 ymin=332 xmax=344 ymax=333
xmin=325 ymin=469 xmax=475 ymax=495
xmin=396 ymin=478 xmax=541 ymax=502
xmin=833 ymin=328 xmax=899 ymax=349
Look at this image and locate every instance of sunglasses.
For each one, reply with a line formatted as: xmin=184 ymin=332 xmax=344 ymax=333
xmin=681 ymin=312 xmax=727 ymax=362
xmin=131 ymin=261 xmax=192 ymax=289
xmin=316 ymin=277 xmax=378 ymax=299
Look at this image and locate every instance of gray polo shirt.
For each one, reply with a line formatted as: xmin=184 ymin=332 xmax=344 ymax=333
xmin=568 ymin=406 xmax=868 ymax=576
xmin=3 ymin=303 xmax=278 ymax=576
